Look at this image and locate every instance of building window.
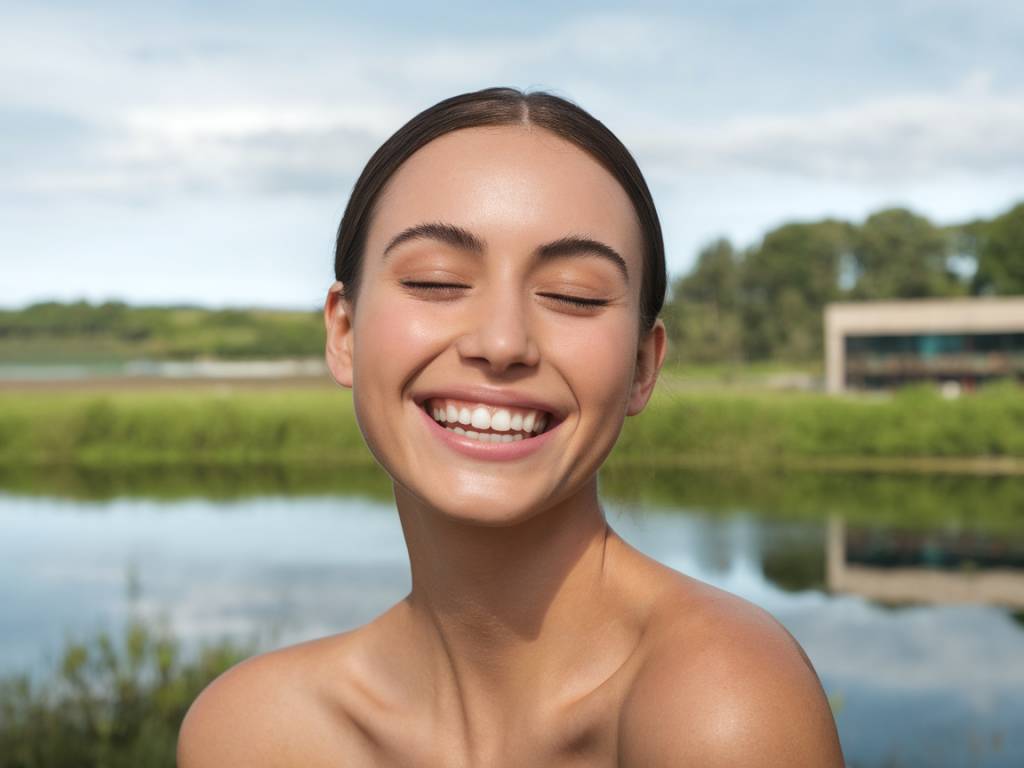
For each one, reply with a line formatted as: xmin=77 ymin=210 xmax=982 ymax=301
xmin=843 ymin=332 xmax=1024 ymax=389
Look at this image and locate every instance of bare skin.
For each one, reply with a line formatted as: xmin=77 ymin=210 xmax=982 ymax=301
xmin=178 ymin=125 xmax=845 ymax=766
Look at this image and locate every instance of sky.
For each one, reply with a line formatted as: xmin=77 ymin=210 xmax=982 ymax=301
xmin=2 ymin=0 xmax=1023 ymax=311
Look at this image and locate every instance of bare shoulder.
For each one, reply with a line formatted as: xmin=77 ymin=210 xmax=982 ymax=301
xmin=618 ymin=577 xmax=845 ymax=767
xmin=176 ymin=630 xmax=371 ymax=768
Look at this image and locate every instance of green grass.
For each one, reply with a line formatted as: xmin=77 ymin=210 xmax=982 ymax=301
xmin=1 ymin=379 xmax=1022 ymax=469
xmin=618 ymin=377 xmax=1024 ymax=466
xmin=0 ymin=389 xmax=367 ymax=465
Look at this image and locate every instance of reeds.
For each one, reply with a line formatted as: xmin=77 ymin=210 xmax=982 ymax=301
xmin=2 ymin=380 xmax=1021 ymax=468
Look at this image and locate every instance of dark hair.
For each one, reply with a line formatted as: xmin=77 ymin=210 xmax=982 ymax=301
xmin=333 ymin=86 xmax=666 ymax=333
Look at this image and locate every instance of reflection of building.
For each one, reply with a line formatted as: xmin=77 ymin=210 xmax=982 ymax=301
xmin=824 ymin=297 xmax=1024 ymax=393
xmin=826 ymin=517 xmax=1024 ymax=608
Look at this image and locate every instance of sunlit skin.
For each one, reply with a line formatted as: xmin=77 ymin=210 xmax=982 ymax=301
xmin=177 ymin=125 xmax=845 ymax=766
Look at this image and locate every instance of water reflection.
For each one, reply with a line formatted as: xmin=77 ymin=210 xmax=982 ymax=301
xmin=1 ymin=467 xmax=1023 ymax=766
xmin=828 ymin=517 xmax=1024 ymax=608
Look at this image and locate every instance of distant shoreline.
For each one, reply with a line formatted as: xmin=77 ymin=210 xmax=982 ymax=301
xmin=0 ymin=374 xmax=335 ymax=392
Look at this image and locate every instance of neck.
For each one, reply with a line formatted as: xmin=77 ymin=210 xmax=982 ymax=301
xmin=394 ymin=479 xmax=630 ymax=712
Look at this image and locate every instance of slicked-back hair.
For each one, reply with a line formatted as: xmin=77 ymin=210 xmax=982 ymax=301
xmin=333 ymin=86 xmax=666 ymax=333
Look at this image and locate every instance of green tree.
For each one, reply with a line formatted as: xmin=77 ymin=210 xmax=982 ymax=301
xmin=739 ymin=220 xmax=853 ymax=361
xmin=850 ymin=208 xmax=962 ymax=299
xmin=663 ymin=239 xmax=743 ymax=363
xmin=970 ymin=202 xmax=1024 ymax=295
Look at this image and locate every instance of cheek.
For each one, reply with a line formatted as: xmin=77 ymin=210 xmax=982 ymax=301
xmin=356 ymin=298 xmax=438 ymax=376
xmin=551 ymin=315 xmax=638 ymax=410
xmin=348 ymin=296 xmax=437 ymax=442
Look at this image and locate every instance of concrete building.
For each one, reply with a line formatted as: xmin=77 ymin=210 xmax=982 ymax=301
xmin=824 ymin=296 xmax=1024 ymax=393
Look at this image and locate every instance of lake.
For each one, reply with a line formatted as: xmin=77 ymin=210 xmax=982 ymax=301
xmin=1 ymin=465 xmax=1022 ymax=767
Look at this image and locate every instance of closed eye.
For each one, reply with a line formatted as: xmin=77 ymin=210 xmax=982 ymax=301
xmin=400 ymin=281 xmax=609 ymax=309
xmin=400 ymin=280 xmax=468 ymax=296
xmin=537 ymin=293 xmax=609 ymax=308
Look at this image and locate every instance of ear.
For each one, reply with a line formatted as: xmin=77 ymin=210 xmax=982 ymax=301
xmin=626 ymin=318 xmax=667 ymax=416
xmin=323 ymin=281 xmax=355 ymax=389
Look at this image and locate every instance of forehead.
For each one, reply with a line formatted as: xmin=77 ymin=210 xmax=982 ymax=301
xmin=367 ymin=125 xmax=644 ymax=276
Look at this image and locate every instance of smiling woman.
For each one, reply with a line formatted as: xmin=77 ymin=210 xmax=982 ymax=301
xmin=176 ymin=87 xmax=845 ymax=767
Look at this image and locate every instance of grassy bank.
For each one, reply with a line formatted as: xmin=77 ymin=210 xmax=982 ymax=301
xmin=626 ymin=378 xmax=1024 ymax=470
xmin=1 ymin=380 xmax=1022 ymax=470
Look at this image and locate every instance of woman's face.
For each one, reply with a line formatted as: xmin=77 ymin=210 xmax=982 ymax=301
xmin=325 ymin=125 xmax=665 ymax=525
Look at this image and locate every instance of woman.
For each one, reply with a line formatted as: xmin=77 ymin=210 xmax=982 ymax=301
xmin=178 ymin=87 xmax=845 ymax=766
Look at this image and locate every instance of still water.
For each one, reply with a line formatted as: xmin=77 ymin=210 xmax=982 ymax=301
xmin=1 ymin=467 xmax=1022 ymax=768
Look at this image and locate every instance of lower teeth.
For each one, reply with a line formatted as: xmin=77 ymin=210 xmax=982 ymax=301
xmin=443 ymin=425 xmax=527 ymax=442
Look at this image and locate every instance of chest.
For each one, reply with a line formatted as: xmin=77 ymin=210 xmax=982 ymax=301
xmin=329 ymin=684 xmax=630 ymax=768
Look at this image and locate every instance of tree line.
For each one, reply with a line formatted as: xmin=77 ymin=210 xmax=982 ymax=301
xmin=662 ymin=201 xmax=1024 ymax=364
xmin=0 ymin=303 xmax=325 ymax=360
xmin=1 ymin=201 xmax=1021 ymax=364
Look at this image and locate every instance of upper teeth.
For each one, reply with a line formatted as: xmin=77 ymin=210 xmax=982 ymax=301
xmin=426 ymin=398 xmax=549 ymax=434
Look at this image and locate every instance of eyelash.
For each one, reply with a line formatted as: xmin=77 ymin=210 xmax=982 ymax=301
xmin=400 ymin=281 xmax=609 ymax=309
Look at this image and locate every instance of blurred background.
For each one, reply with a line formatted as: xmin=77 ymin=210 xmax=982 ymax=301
xmin=1 ymin=1 xmax=1023 ymax=766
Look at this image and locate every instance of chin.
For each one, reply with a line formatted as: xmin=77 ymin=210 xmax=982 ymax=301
xmin=401 ymin=482 xmax=550 ymax=528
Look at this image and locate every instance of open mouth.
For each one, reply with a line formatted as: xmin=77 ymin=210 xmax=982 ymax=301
xmin=416 ymin=397 xmax=558 ymax=443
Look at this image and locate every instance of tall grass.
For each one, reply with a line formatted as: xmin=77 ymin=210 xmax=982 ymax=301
xmin=616 ymin=378 xmax=1024 ymax=466
xmin=0 ymin=389 xmax=367 ymax=465
xmin=1 ymin=380 xmax=1022 ymax=468
xmin=0 ymin=615 xmax=253 ymax=768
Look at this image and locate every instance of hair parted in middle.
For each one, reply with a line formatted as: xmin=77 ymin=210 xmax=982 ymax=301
xmin=333 ymin=86 xmax=666 ymax=334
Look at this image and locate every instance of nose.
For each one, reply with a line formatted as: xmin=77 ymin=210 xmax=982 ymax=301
xmin=455 ymin=289 xmax=540 ymax=373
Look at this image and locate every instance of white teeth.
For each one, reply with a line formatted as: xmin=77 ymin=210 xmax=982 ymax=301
xmin=453 ymin=429 xmax=510 ymax=442
xmin=425 ymin=398 xmax=554 ymax=440
xmin=523 ymin=412 xmax=536 ymax=432
xmin=470 ymin=406 xmax=491 ymax=430
xmin=490 ymin=409 xmax=511 ymax=432
xmin=441 ymin=425 xmax=530 ymax=442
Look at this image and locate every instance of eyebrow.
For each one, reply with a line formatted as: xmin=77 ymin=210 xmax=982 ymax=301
xmin=381 ymin=221 xmax=630 ymax=282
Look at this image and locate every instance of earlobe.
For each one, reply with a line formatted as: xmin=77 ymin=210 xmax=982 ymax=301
xmin=626 ymin=318 xmax=667 ymax=416
xmin=323 ymin=281 xmax=355 ymax=389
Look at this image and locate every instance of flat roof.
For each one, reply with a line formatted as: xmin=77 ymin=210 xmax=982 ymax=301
xmin=825 ymin=296 xmax=1024 ymax=334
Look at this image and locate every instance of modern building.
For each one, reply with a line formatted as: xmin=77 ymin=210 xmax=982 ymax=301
xmin=824 ymin=297 xmax=1024 ymax=393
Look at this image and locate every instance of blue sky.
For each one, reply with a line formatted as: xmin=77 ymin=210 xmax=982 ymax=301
xmin=2 ymin=0 xmax=1023 ymax=310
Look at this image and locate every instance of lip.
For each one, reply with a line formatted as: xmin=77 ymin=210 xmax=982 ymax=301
xmin=412 ymin=385 xmax=565 ymax=421
xmin=416 ymin=400 xmax=562 ymax=462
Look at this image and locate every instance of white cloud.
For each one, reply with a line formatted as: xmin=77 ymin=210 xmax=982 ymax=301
xmin=2 ymin=3 xmax=1024 ymax=306
xmin=0 ymin=8 xmax=685 ymax=201
xmin=631 ymin=74 xmax=1024 ymax=183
